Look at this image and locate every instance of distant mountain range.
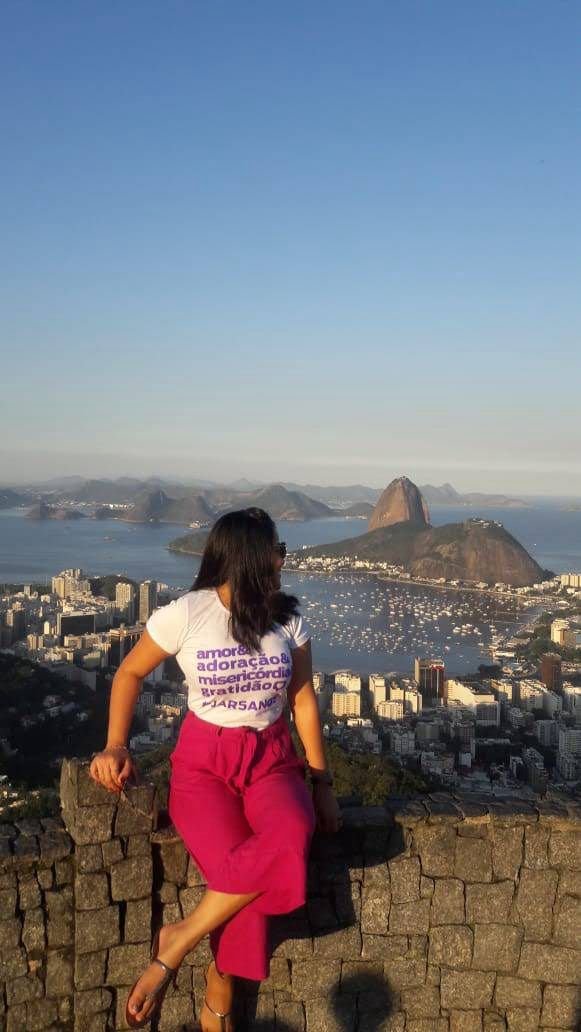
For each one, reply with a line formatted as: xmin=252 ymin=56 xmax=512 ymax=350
xmin=0 ymin=475 xmax=535 ymax=519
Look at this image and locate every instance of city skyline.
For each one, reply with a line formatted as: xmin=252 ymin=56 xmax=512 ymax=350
xmin=2 ymin=3 xmax=580 ymax=495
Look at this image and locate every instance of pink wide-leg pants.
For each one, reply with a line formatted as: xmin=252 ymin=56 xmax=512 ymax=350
xmin=168 ymin=709 xmax=317 ymax=981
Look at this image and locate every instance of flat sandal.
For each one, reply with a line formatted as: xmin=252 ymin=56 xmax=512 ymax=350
xmin=125 ymin=929 xmax=177 ymax=1029
xmin=202 ymin=959 xmax=234 ymax=1031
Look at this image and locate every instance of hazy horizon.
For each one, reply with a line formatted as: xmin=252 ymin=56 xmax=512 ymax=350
xmin=0 ymin=448 xmax=579 ymax=499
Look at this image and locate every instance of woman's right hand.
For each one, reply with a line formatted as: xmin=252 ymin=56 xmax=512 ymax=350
xmin=89 ymin=746 xmax=136 ymax=793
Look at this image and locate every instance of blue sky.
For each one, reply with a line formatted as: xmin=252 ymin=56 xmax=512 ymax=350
xmin=1 ymin=2 xmax=579 ymax=494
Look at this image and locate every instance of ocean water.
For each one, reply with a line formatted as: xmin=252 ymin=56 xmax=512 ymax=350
xmin=0 ymin=505 xmax=578 ymax=676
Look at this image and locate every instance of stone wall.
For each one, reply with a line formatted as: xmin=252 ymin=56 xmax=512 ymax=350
xmin=0 ymin=764 xmax=579 ymax=1030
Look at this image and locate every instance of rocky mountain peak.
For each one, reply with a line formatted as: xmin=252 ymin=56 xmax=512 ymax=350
xmin=368 ymin=476 xmax=430 ymax=532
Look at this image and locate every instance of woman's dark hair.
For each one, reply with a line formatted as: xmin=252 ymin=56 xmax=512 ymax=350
xmin=190 ymin=507 xmax=300 ymax=652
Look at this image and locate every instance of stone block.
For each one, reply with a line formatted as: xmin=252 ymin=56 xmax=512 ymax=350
xmin=455 ymin=837 xmax=492 ymax=882
xmin=75 ymin=905 xmax=120 ymax=954
xmin=494 ymin=976 xmax=541 ymax=1009
xmin=55 ymin=859 xmax=73 ymax=886
xmin=482 ymin=1016 xmax=506 ymax=1032
xmin=74 ymin=871 xmax=110 ymax=911
xmin=472 ymin=924 xmax=523 ymax=973
xmin=517 ymin=942 xmax=579 ymax=984
xmin=6 ymin=1003 xmax=27 ymax=1032
xmin=465 ymin=882 xmax=514 ymax=924
xmin=361 ymin=888 xmax=390 ymax=933
xmin=358 ymin=1011 xmax=405 ymax=1032
xmin=45 ymin=889 xmax=73 ymax=948
xmin=450 ymin=1013 xmax=483 ymax=1032
xmin=312 ymin=923 xmax=361 ymax=959
xmin=107 ymin=942 xmax=151 ymax=985
xmin=6 ymin=973 xmax=43 ymax=1005
xmin=548 ymin=831 xmax=581 ymax=870
xmin=186 ymin=855 xmax=206 ymax=886
xmin=101 ymin=839 xmax=123 ymax=866
xmin=333 ymin=881 xmax=361 ymax=924
xmin=440 ymin=970 xmax=495 ymax=1009
xmin=389 ymin=898 xmax=430 ymax=935
xmin=46 ymin=947 xmax=74 ymax=996
xmin=361 ymin=933 xmax=407 ymax=961
xmin=340 ymin=960 xmax=385 ymax=992
xmin=67 ymin=804 xmax=117 ymax=847
xmin=114 ymin=783 xmax=156 ymax=836
xmin=557 ymin=868 xmax=581 ymax=897
xmin=552 ymin=893 xmax=581 ymax=947
xmin=74 ymin=987 xmax=113 ymax=1016
xmin=16 ymin=875 xmax=40 ymax=908
xmin=408 ymin=934 xmax=428 ymax=958
xmin=24 ymin=998 xmax=59 ymax=1031
xmin=491 ymin=827 xmax=523 ymax=881
xmin=37 ymin=867 xmax=53 ymax=889
xmin=401 ymin=985 xmax=440 ymax=1018
xmin=159 ymin=881 xmax=178 ymax=903
xmin=513 ymin=868 xmax=557 ymax=940
xmin=110 ymin=855 xmax=153 ymax=900
xmin=125 ymin=897 xmax=152 ymax=943
xmin=13 ymin=834 xmax=39 ymax=863
xmin=158 ymin=993 xmax=195 ymax=1030
xmin=431 ymin=879 xmax=465 ymax=925
xmin=0 ymin=917 xmax=21 ymax=949
xmin=415 ymin=825 xmax=457 ymax=877
xmin=389 ymin=857 xmax=421 ymax=903
xmin=158 ymin=840 xmax=188 ymax=884
xmin=406 ymin=1020 xmax=449 ymax=1032
xmin=504 ymin=1007 xmax=539 ymax=1031
xmin=290 ymin=958 xmax=341 ymax=999
xmin=383 ymin=955 xmax=427 ymax=989
xmin=421 ymin=876 xmax=435 ymax=899
xmin=429 ymin=926 xmax=473 ymax=969
xmin=0 ymin=945 xmax=28 ymax=979
xmin=76 ymin=844 xmax=103 ymax=873
xmin=541 ymin=984 xmax=580 ymax=1028
xmin=38 ymin=831 xmax=72 ymax=865
xmin=0 ymin=888 xmax=17 ymax=919
xmin=125 ymin=833 xmax=150 ymax=857
xmin=274 ymin=1000 xmax=306 ymax=1030
xmin=304 ymin=995 xmax=357 ymax=1032
xmin=364 ymin=860 xmax=391 ymax=889
xmin=22 ymin=907 xmax=46 ymax=954
xmin=523 ymin=825 xmax=549 ymax=869
xmin=74 ymin=949 xmax=107 ymax=990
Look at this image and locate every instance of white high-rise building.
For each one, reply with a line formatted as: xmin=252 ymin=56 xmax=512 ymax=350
xmin=116 ymin=582 xmax=136 ymax=624
xmin=331 ymin=691 xmax=361 ymax=717
xmin=334 ymin=671 xmax=361 ymax=693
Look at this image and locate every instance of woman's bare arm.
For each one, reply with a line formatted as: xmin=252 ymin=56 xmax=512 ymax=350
xmin=287 ymin=640 xmax=328 ymax=774
xmin=105 ymin=629 xmax=172 ymax=747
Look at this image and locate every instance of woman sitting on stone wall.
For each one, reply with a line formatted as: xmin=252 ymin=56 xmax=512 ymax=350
xmin=90 ymin=507 xmax=341 ymax=1030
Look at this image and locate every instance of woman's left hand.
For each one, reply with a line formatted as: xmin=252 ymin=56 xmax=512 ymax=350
xmin=312 ymin=783 xmax=343 ymax=833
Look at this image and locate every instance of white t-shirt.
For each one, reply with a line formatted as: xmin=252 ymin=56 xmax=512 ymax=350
xmin=145 ymin=588 xmax=312 ymax=729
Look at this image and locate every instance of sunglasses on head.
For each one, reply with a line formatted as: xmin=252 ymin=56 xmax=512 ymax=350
xmin=274 ymin=541 xmax=287 ymax=559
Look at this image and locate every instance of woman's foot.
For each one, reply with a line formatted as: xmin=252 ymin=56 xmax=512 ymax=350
xmin=201 ymin=959 xmax=235 ymax=1031
xmin=126 ymin=922 xmax=192 ymax=1026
